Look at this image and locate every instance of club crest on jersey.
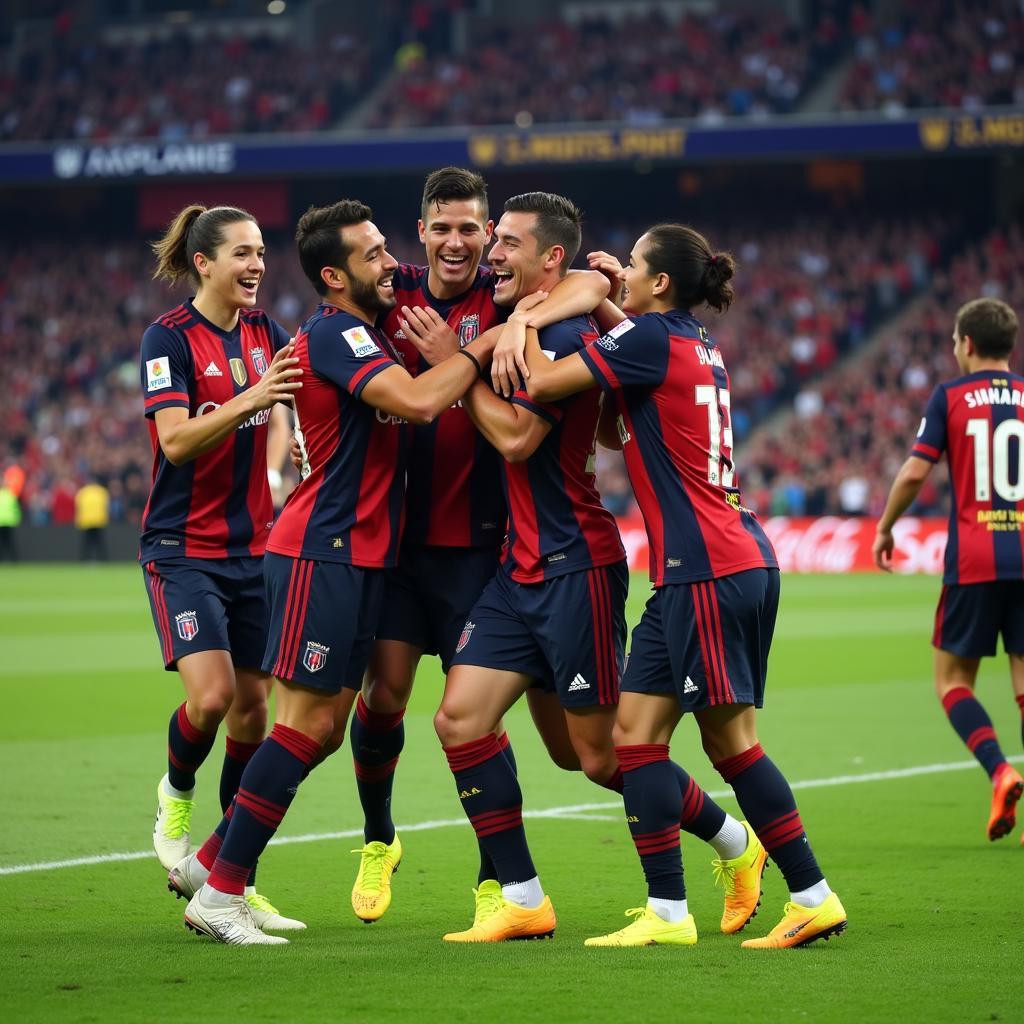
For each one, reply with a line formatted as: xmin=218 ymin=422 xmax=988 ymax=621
xmin=458 ymin=314 xmax=480 ymax=347
xmin=175 ymin=611 xmax=199 ymax=641
xmin=250 ymin=347 xmax=268 ymax=377
xmin=146 ymin=356 xmax=171 ymax=392
xmin=229 ymin=358 xmax=248 ymax=386
xmin=303 ymin=641 xmax=330 ymax=673
xmin=456 ymin=621 xmax=475 ymax=653
xmin=343 ymin=325 xmax=381 ymax=358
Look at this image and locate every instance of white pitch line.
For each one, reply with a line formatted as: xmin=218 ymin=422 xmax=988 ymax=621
xmin=1 ymin=753 xmax=1020 ymax=878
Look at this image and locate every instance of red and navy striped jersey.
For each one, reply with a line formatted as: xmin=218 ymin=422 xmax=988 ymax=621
xmin=503 ymin=315 xmax=625 ymax=583
xmin=381 ymin=263 xmax=507 ymax=548
xmin=912 ymin=370 xmax=1024 ymax=584
xmin=267 ymin=304 xmax=408 ymax=568
xmin=579 ymin=310 xmax=777 ymax=587
xmin=139 ymin=300 xmax=290 ymax=563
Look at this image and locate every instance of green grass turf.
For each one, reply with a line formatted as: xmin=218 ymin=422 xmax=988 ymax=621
xmin=1 ymin=566 xmax=1022 ymax=1024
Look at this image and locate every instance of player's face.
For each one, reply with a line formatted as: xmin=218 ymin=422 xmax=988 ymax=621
xmin=419 ymin=198 xmax=492 ymax=292
xmin=340 ymin=221 xmax=398 ymax=314
xmin=620 ymin=235 xmax=657 ymax=315
xmin=200 ymin=219 xmax=265 ymax=309
xmin=488 ymin=211 xmax=549 ymax=307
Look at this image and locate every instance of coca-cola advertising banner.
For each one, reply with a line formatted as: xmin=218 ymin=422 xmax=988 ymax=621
xmin=615 ymin=515 xmax=948 ymax=575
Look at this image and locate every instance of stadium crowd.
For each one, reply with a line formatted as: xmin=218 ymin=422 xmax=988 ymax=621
xmin=742 ymin=223 xmax=1024 ymax=518
xmin=0 ymin=27 xmax=374 ymax=142
xmin=362 ymin=7 xmax=837 ymax=129
xmin=0 ymin=214 xmax=951 ymax=526
xmin=838 ymin=0 xmax=1024 ymax=114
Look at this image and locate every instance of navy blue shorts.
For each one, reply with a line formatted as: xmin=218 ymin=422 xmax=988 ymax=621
xmin=262 ymin=554 xmax=384 ymax=694
xmin=450 ymin=560 xmax=627 ymax=708
xmin=376 ymin=544 xmax=501 ymax=672
xmin=142 ymin=556 xmax=268 ymax=672
xmin=622 ymin=568 xmax=780 ymax=712
xmin=933 ymin=581 xmax=1024 ymax=658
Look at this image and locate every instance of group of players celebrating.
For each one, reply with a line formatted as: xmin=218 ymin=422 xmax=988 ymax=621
xmin=138 ymin=167 xmax=852 ymax=948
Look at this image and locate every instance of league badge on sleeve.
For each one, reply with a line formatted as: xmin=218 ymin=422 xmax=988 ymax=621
xmin=303 ymin=640 xmax=330 ymax=673
xmin=343 ymin=325 xmax=381 ymax=358
xmin=597 ymin=319 xmax=635 ymax=351
xmin=175 ymin=610 xmax=199 ymax=641
xmin=146 ymin=357 xmax=171 ymax=391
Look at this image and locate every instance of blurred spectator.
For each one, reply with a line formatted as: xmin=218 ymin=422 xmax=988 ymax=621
xmin=744 ymin=223 xmax=1024 ymax=518
xmin=363 ymin=7 xmax=835 ymax=129
xmin=839 ymin=1 xmax=1024 ymax=115
xmin=1 ymin=28 xmax=374 ymax=141
xmin=75 ymin=475 xmax=110 ymax=561
xmin=0 ymin=483 xmax=20 ymax=560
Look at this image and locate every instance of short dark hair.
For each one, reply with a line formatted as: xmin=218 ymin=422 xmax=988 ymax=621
xmin=642 ymin=224 xmax=735 ymax=313
xmin=294 ymin=199 xmax=374 ymax=296
xmin=956 ymin=297 xmax=1019 ymax=359
xmin=503 ymin=192 xmax=582 ymax=271
xmin=421 ymin=166 xmax=489 ymax=220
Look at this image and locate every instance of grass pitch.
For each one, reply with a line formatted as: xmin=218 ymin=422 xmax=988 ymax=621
xmin=1 ymin=566 xmax=1022 ymax=1024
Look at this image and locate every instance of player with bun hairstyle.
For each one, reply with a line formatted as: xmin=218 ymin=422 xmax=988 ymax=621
xmin=501 ymin=223 xmax=846 ymax=950
xmin=142 ymin=203 xmax=303 ymax=932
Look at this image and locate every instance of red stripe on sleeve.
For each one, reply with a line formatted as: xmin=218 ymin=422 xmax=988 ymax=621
xmin=144 ymin=391 xmax=190 ymax=409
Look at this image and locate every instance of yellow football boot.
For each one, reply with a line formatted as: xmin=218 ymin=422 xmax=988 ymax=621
xmin=350 ymin=834 xmax=402 ymax=923
xmin=713 ymin=821 xmax=768 ymax=934
xmin=585 ymin=906 xmax=698 ymax=948
xmin=741 ymin=892 xmax=847 ymax=949
xmin=443 ymin=894 xmax=556 ymax=942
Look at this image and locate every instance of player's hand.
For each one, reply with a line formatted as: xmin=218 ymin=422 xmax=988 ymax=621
xmin=587 ymin=251 xmax=624 ymax=305
xmin=400 ymin=305 xmax=459 ymax=366
xmin=288 ymin=435 xmax=303 ymax=471
xmin=512 ymin=289 xmax=549 ymax=323
xmin=491 ymin=317 xmax=528 ymax=398
xmin=247 ymin=342 xmax=302 ymax=411
xmin=872 ymin=529 xmax=895 ymax=573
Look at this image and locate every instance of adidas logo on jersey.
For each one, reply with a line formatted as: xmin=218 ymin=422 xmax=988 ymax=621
xmin=683 ymin=676 xmax=700 ymax=695
xmin=568 ymin=673 xmax=590 ymax=692
xmin=204 ymin=361 xmax=223 ymax=377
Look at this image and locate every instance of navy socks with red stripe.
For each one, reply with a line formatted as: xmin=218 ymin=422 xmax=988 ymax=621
xmin=478 ymin=733 xmax=518 ymax=884
xmin=444 ymin=734 xmax=537 ymax=888
xmin=167 ymin=703 xmax=216 ymax=793
xmin=220 ymin=737 xmax=261 ymax=813
xmin=350 ymin=694 xmax=405 ymax=845
xmin=616 ymin=745 xmax=685 ymax=901
xmin=220 ymin=737 xmax=262 ymax=886
xmin=206 ymin=724 xmax=320 ymax=896
xmin=715 ymin=743 xmax=824 ymax=893
xmin=941 ymin=687 xmax=1007 ymax=778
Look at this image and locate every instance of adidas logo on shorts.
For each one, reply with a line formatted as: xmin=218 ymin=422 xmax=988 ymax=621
xmin=568 ymin=673 xmax=590 ymax=692
xmin=683 ymin=676 xmax=700 ymax=695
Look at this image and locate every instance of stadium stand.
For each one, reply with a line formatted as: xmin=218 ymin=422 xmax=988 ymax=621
xmin=838 ymin=0 xmax=1024 ymax=115
xmin=742 ymin=224 xmax=1024 ymax=518
xmin=362 ymin=6 xmax=841 ymax=129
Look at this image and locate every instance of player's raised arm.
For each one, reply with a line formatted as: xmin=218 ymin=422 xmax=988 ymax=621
xmin=521 ymin=326 xmax=596 ymax=404
xmin=155 ymin=343 xmax=301 ymax=465
xmin=490 ymin=270 xmax=609 ymax=395
xmin=359 ymin=337 xmax=490 ymax=426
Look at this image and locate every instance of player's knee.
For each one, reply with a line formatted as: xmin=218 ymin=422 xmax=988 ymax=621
xmin=364 ymin=675 xmax=412 ymax=715
xmin=434 ymin=702 xmax=480 ymax=746
xmin=192 ymin=687 xmax=234 ymax=726
xmin=545 ymin=745 xmax=582 ymax=772
xmin=319 ymin=726 xmax=345 ymax=760
xmin=578 ymin=748 xmax=617 ymax=783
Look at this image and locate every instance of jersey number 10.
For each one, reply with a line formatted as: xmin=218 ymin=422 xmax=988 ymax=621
xmin=966 ymin=417 xmax=1024 ymax=502
xmin=695 ymin=384 xmax=734 ymax=488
